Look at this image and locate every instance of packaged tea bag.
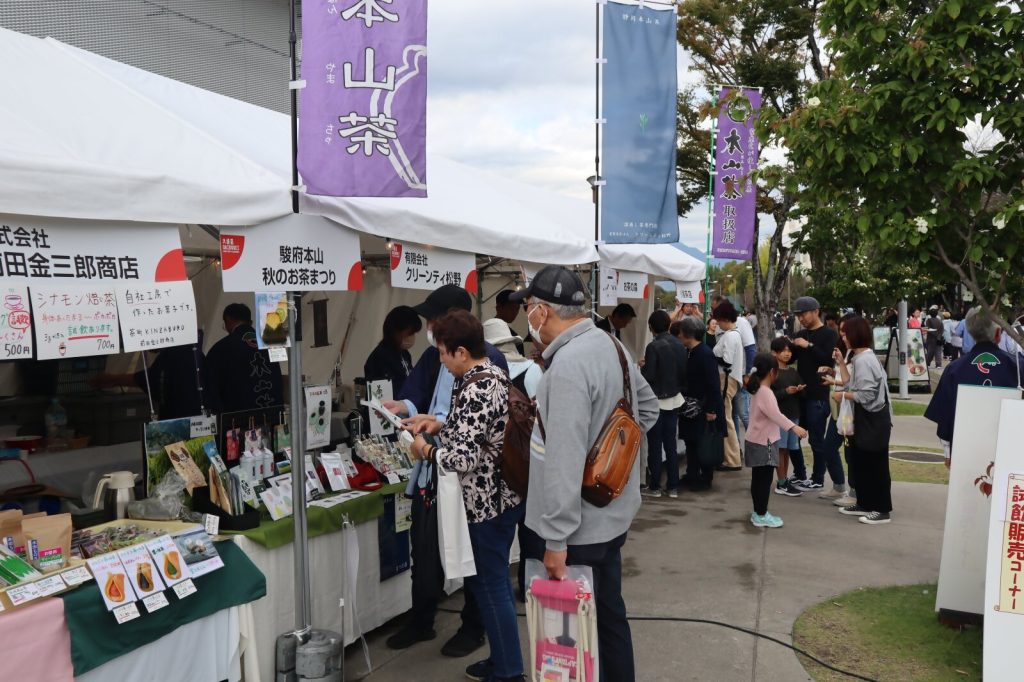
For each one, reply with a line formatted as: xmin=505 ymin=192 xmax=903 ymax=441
xmin=0 ymin=509 xmax=25 ymax=557
xmin=23 ymin=513 xmax=72 ymax=572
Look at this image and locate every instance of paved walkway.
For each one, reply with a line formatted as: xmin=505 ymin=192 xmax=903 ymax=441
xmin=344 ymin=437 xmax=947 ymax=681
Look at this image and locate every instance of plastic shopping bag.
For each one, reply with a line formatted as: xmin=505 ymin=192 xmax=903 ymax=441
xmin=436 ymin=462 xmax=476 ymax=580
xmin=837 ymin=396 xmax=855 ymax=436
xmin=525 ymin=560 xmax=599 ymax=682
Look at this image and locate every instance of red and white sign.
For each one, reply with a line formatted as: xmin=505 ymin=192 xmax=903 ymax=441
xmin=617 ymin=271 xmax=649 ymax=300
xmin=0 ymin=214 xmax=186 ymax=285
xmin=220 ymin=214 xmax=363 ymax=292
xmin=0 ymin=285 xmax=32 ymax=360
xmin=675 ymin=281 xmax=702 ymax=304
xmin=390 ymin=242 xmax=477 ymax=292
xmin=31 ymin=285 xmax=120 ymax=361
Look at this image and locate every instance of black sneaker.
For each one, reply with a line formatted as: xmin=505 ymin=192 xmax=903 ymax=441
xmin=442 ymin=628 xmax=486 ymax=658
xmin=859 ymin=511 xmax=891 ymax=525
xmin=465 ymin=659 xmax=492 ymax=681
xmin=386 ymin=624 xmax=436 ymax=650
xmin=792 ymin=479 xmax=824 ymax=491
xmin=838 ymin=504 xmax=869 ymax=516
xmin=774 ymin=481 xmax=803 ymax=497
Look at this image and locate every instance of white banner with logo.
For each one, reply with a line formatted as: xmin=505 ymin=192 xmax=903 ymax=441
xmin=220 ymin=214 xmax=363 ymax=292
xmin=390 ymin=242 xmax=477 ymax=292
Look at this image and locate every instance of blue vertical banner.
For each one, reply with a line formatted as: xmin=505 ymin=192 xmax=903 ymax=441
xmin=601 ymin=1 xmax=678 ymax=244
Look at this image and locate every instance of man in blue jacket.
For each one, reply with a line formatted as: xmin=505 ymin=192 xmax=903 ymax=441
xmin=382 ymin=284 xmax=508 ymax=659
xmin=926 ymin=306 xmax=1021 ymax=457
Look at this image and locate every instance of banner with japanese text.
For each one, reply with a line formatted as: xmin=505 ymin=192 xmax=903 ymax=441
xmin=390 ymin=242 xmax=476 ymax=292
xmin=0 ymin=214 xmax=186 ymax=285
xmin=115 ymin=281 xmax=198 ymax=353
xmin=599 ymin=268 xmax=619 ymax=307
xmin=675 ymin=281 xmax=702 ymax=304
xmin=600 ymin=1 xmax=678 ymax=244
xmin=299 ymin=0 xmax=427 ymax=197
xmin=711 ymin=88 xmax=761 ymax=260
xmin=220 ymin=214 xmax=363 ymax=292
xmin=0 ymin=285 xmax=33 ymax=360
xmin=31 ymin=285 xmax=120 ymax=360
xmin=616 ymin=271 xmax=649 ymax=300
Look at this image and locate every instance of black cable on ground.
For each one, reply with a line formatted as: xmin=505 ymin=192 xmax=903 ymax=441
xmin=436 ymin=607 xmax=878 ymax=682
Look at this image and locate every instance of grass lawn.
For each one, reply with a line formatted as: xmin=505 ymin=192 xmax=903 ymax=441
xmin=891 ymin=400 xmax=928 ymax=417
xmin=794 ymin=584 xmax=982 ymax=681
xmin=801 ymin=446 xmax=949 ymax=486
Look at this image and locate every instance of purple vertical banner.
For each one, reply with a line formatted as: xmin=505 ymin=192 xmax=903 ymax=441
xmin=711 ymin=88 xmax=761 ymax=260
xmin=299 ymin=0 xmax=427 ymax=198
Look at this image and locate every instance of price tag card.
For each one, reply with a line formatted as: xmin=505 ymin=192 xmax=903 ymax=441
xmin=61 ymin=566 xmax=94 ymax=586
xmin=173 ymin=578 xmax=198 ymax=599
xmin=5 ymin=582 xmax=42 ymax=606
xmin=203 ymin=513 xmax=220 ymax=536
xmin=269 ymin=347 xmax=288 ymax=363
xmin=113 ymin=602 xmax=142 ymax=624
xmin=34 ymin=574 xmax=68 ymax=597
xmin=142 ymin=591 xmax=170 ymax=613
xmin=385 ymin=472 xmax=401 ymax=484
xmin=190 ymin=415 xmax=217 ymax=438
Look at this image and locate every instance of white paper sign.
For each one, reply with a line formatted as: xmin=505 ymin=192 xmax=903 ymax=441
xmin=61 ymin=565 xmax=94 ymax=586
xmin=254 ymin=292 xmax=291 ymax=350
xmin=87 ymin=553 xmax=138 ymax=611
xmin=5 ymin=582 xmax=42 ymax=606
xmin=984 ymin=400 xmax=1024 ymax=676
xmin=190 ymin=416 xmax=217 ymax=438
xmin=304 ymin=385 xmax=332 ymax=449
xmin=142 ymin=591 xmax=170 ymax=613
xmin=617 ymin=271 xmax=648 ymax=300
xmin=115 ymin=281 xmax=198 ymax=352
xmin=171 ymin=528 xmax=223 ymax=578
xmin=0 ymin=285 xmax=33 ymax=360
xmin=599 ymin=268 xmax=619 ymax=307
xmin=0 ymin=214 xmax=187 ymax=285
xmin=173 ymin=578 xmax=198 ymax=599
xmin=203 ymin=513 xmax=220 ymax=537
xmin=366 ymin=380 xmax=396 ymax=436
xmin=675 ymin=281 xmax=702 ymax=304
xmin=113 ymin=602 xmax=142 ymax=624
xmin=390 ymin=241 xmax=477 ymax=292
xmin=269 ymin=347 xmax=288 ymax=363
xmin=937 ymin=385 xmax=1021 ymax=617
xmin=220 ymin=214 xmax=363 ymax=292
xmin=145 ymin=535 xmax=191 ymax=587
xmin=31 ymin=285 xmax=120 ymax=360
xmin=34 ymin=574 xmax=68 ymax=597
xmin=320 ymin=452 xmax=352 ymax=492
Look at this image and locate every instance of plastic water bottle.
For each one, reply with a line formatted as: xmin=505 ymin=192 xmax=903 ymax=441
xmin=44 ymin=398 xmax=68 ymax=450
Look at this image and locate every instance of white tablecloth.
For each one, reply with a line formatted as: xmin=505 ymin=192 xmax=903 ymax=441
xmin=76 ymin=605 xmax=243 ymax=682
xmin=234 ymin=519 xmax=411 ymax=682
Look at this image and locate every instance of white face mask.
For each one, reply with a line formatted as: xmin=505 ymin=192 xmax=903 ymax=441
xmin=527 ymin=304 xmax=545 ymax=343
xmin=426 ymin=328 xmax=436 ymax=347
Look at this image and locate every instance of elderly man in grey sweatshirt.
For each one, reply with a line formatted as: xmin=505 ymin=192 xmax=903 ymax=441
xmin=511 ymin=265 xmax=659 ymax=682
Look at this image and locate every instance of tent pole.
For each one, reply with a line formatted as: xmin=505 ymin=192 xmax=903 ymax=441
xmin=592 ymin=0 xmax=602 ymax=308
xmin=288 ymin=0 xmax=300 ymax=215
xmin=703 ymin=90 xmax=718 ymax=319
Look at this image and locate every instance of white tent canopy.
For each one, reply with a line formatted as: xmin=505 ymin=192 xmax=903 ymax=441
xmin=0 ymin=29 xmax=595 ymax=265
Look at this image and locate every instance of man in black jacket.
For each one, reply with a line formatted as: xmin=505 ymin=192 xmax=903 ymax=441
xmin=642 ymin=310 xmax=688 ymax=498
xmin=204 ymin=303 xmax=283 ymax=414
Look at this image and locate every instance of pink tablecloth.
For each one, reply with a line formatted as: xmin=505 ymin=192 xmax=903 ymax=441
xmin=0 ymin=597 xmax=75 ymax=681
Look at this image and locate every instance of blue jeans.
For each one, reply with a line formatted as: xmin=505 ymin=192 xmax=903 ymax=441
xmin=733 ymin=386 xmax=750 ymax=438
xmin=466 ymin=503 xmax=525 ymax=678
xmin=647 ymin=409 xmax=680 ymax=491
xmin=805 ymin=399 xmax=846 ymax=487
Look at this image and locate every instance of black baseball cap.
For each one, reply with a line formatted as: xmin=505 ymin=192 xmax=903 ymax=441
xmin=413 ymin=284 xmax=473 ymax=320
xmin=509 ymin=265 xmax=588 ymax=306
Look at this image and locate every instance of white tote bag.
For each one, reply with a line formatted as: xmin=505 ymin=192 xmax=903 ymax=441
xmin=436 ymin=462 xmax=477 ymax=580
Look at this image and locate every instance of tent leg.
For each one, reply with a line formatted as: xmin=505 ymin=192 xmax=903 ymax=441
xmin=289 ymin=291 xmax=311 ymax=634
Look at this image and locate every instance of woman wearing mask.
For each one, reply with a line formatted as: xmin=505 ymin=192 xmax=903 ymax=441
xmin=827 ymin=316 xmax=893 ymax=525
xmin=364 ymin=305 xmax=422 ymax=395
xmin=409 ymin=310 xmax=525 ymax=682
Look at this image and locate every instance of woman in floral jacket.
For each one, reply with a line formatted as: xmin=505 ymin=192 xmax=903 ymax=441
xmin=410 ymin=309 xmax=524 ymax=682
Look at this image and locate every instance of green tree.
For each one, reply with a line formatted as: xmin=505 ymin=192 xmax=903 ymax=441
xmin=677 ymin=0 xmax=831 ymax=347
xmin=774 ymin=0 xmax=1024 ymax=340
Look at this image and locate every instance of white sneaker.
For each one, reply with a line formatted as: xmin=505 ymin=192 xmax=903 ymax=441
xmin=832 ymin=494 xmax=856 ymax=507
xmin=818 ymin=487 xmax=847 ymax=500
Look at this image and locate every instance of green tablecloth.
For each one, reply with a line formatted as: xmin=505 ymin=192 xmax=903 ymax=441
xmin=225 ymin=482 xmax=408 ymax=550
xmin=62 ymin=540 xmax=266 ymax=676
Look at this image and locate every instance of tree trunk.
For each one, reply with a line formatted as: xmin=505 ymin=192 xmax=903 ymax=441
xmin=751 ymin=198 xmax=800 ymax=351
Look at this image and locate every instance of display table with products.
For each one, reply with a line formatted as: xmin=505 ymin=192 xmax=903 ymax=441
xmin=228 ymin=482 xmax=413 ymax=682
xmin=0 ymin=539 xmax=266 ymax=682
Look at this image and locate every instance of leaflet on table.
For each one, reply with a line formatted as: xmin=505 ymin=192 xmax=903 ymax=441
xmin=171 ymin=528 xmax=223 ymax=578
xmin=361 ymin=400 xmax=405 ymax=433
xmin=307 ymin=490 xmax=370 ymax=509
xmin=144 ymin=535 xmax=191 ymax=587
xmin=259 ymin=486 xmax=293 ymax=521
xmin=86 ymin=552 xmax=138 ymax=611
xmin=118 ymin=543 xmax=166 ymax=598
xmin=319 ymin=452 xmax=351 ymax=492
xmin=305 ymin=454 xmax=325 ymax=499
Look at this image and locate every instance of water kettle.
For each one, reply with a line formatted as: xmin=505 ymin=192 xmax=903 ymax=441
xmin=93 ymin=471 xmax=138 ymax=520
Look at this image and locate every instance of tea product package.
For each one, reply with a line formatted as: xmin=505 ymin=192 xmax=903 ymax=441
xmin=0 ymin=544 xmax=43 ymax=585
xmin=23 ymin=513 xmax=72 ymax=572
xmin=0 ymin=509 xmax=25 ymax=557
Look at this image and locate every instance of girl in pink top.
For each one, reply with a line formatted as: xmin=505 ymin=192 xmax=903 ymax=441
xmin=745 ymin=353 xmax=809 ymax=528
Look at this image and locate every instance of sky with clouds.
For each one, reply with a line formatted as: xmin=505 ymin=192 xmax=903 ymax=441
xmin=425 ymin=0 xmax=711 ymax=250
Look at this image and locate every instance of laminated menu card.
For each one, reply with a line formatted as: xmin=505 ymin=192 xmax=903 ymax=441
xmin=171 ymin=527 xmax=223 ymax=578
xmin=118 ymin=543 xmax=166 ymax=598
xmin=86 ymin=552 xmax=138 ymax=611
xmin=144 ymin=535 xmax=191 ymax=587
